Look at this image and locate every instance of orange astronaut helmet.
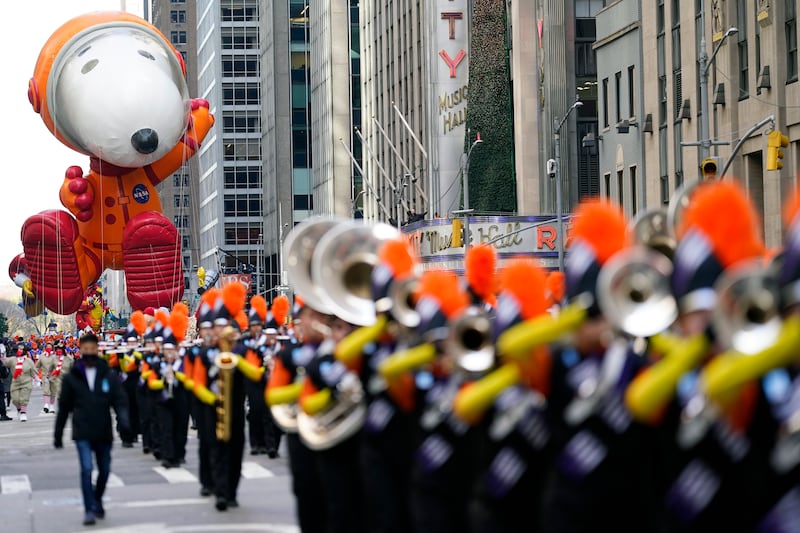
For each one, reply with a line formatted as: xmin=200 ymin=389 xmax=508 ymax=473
xmin=27 ymin=12 xmax=190 ymax=166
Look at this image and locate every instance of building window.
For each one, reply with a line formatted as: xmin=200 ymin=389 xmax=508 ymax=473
xmin=222 ymin=56 xmax=260 ymax=76
xmin=173 ymin=195 xmax=181 ymax=208
xmin=170 ymin=31 xmax=187 ymax=45
xmin=223 ymin=167 xmax=262 ymax=188
xmin=172 ymin=174 xmax=189 ymax=187
xmin=657 ymin=0 xmax=665 ymax=34
xmin=223 ymin=140 xmax=262 ymax=161
xmin=673 ymin=121 xmax=683 ymax=187
xmin=627 ymin=66 xmax=635 ymax=118
xmin=602 ymin=77 xmax=609 ymax=128
xmin=617 ymin=170 xmax=624 ymax=206
xmin=294 ymin=195 xmax=313 ymax=210
xmin=221 ymin=5 xmax=258 ymax=22
xmin=660 ymin=175 xmax=670 ymax=205
xmin=614 ymin=71 xmax=622 ymax=123
xmin=223 ymin=194 xmax=263 ymax=217
xmin=604 ymin=173 xmax=611 ymax=198
xmin=180 ymin=51 xmax=187 ymax=64
xmin=788 ymin=1 xmax=798 ymax=82
xmin=737 ymin=0 xmax=749 ymax=99
xmin=171 ymin=0 xmax=185 ymax=3
xmin=754 ymin=2 xmax=761 ymax=94
xmin=630 ymin=165 xmax=637 ymax=215
xmin=173 ymin=216 xmax=189 ymax=228
xmin=221 ymin=28 xmax=260 ymax=50
xmin=222 ymin=113 xmax=260 ymax=133
xmin=222 ymin=83 xmax=260 ymax=105
xmin=224 ymin=223 xmax=262 ymax=245
xmin=170 ymin=10 xmax=186 ymax=23
xmin=182 ymin=235 xmax=190 ymax=249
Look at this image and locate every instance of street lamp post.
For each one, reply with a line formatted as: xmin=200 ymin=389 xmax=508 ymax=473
xmin=698 ymin=27 xmax=738 ymax=161
xmin=553 ymin=96 xmax=583 ymax=272
xmin=462 ymin=132 xmax=483 ymax=249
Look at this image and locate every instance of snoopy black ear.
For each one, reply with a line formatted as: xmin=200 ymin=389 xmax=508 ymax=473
xmin=174 ymin=50 xmax=186 ymax=78
xmin=28 ymin=78 xmax=41 ymax=114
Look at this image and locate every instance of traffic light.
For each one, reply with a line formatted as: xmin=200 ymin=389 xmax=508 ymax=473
xmin=767 ymin=130 xmax=789 ymax=171
xmin=452 ymin=218 xmax=464 ymax=247
xmin=700 ymin=157 xmax=721 ymax=180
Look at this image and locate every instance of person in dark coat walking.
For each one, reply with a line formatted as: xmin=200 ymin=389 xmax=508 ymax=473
xmin=54 ymin=333 xmax=130 ymax=526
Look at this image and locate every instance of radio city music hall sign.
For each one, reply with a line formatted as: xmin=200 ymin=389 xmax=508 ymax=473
xmin=438 ymin=5 xmax=468 ymax=135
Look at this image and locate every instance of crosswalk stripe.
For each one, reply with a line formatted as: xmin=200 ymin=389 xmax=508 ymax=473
xmin=153 ymin=466 xmax=198 ymax=484
xmin=1 ymin=474 xmax=32 ymax=494
xmin=240 ymin=461 xmax=275 ymax=479
xmin=92 ymin=470 xmax=124 ymax=488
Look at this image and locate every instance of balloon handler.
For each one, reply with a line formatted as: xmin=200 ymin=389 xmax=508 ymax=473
xmin=8 ymin=11 xmax=214 ymax=314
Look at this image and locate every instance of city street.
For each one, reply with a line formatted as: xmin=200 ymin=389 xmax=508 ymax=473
xmin=0 ymin=388 xmax=299 ymax=532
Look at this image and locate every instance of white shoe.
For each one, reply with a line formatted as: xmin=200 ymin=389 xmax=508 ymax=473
xmin=20 ymin=413 xmax=27 ymax=422
xmin=49 ymin=409 xmax=56 ymax=415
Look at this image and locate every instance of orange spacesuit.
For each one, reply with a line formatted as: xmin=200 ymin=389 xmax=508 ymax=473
xmin=8 ymin=12 xmax=214 ymax=314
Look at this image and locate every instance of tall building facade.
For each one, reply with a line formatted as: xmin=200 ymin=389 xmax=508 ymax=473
xmin=594 ymin=0 xmax=645 ymax=219
xmin=360 ymin=0 xmax=431 ymax=224
xmin=152 ymin=0 xmax=201 ymax=302
xmin=636 ymin=0 xmax=798 ymax=247
xmin=509 ymin=0 xmax=602 ymax=216
xmin=309 ymin=0 xmax=361 ymax=217
xmin=196 ymin=0 xmax=267 ymax=293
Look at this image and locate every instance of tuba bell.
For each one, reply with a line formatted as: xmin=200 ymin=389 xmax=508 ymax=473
xmin=311 ymin=221 xmax=403 ymax=326
xmin=712 ymin=261 xmax=782 ymax=354
xmin=596 ymin=246 xmax=678 ymax=338
xmin=631 ymin=208 xmax=677 ymax=259
xmin=296 ymin=372 xmax=367 ymax=451
xmin=283 ymin=216 xmax=352 ymax=314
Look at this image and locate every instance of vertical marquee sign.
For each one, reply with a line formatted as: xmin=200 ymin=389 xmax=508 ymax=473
xmin=430 ymin=0 xmax=469 ymax=217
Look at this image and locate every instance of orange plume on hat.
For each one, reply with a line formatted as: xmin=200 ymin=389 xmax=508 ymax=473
xmin=465 ymin=244 xmax=497 ymax=301
xmin=378 ymin=239 xmax=418 ymax=278
xmin=154 ymin=309 xmax=170 ymax=328
xmin=235 ymin=311 xmax=249 ymax=331
xmin=250 ymin=295 xmax=268 ymax=322
xmin=223 ymin=282 xmax=247 ymax=316
xmin=272 ymin=295 xmax=290 ymax=326
xmin=201 ymin=287 xmax=220 ymax=307
xmin=678 ymin=180 xmax=764 ymax=268
xmin=545 ymin=271 xmax=566 ymax=306
xmin=417 ymin=270 xmax=469 ymax=319
xmin=783 ymin=185 xmax=800 ymax=228
xmin=130 ymin=310 xmax=147 ymax=336
xmin=170 ymin=312 xmax=189 ymax=343
xmin=499 ymin=259 xmax=549 ymax=320
xmin=569 ymin=200 xmax=630 ymax=264
xmin=171 ymin=302 xmax=189 ymax=317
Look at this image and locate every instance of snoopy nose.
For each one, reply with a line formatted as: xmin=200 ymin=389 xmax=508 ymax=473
xmin=131 ymin=128 xmax=159 ymax=154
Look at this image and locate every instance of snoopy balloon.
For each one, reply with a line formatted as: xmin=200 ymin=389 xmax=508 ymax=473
xmin=8 ymin=12 xmax=214 ymax=314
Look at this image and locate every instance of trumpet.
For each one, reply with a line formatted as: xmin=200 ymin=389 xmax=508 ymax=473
xmin=448 ymin=308 xmax=494 ymax=375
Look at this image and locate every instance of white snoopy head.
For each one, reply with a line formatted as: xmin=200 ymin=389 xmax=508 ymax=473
xmin=47 ymin=23 xmax=190 ymax=167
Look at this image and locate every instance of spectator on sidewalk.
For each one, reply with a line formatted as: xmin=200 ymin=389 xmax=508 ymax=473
xmin=54 ymin=333 xmax=130 ymax=526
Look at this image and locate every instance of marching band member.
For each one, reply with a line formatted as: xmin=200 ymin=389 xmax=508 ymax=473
xmin=267 ymin=294 xmax=326 ymax=533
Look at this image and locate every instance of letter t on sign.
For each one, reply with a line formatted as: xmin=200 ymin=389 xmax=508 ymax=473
xmin=441 ymin=12 xmax=463 ymax=39
xmin=439 ymin=49 xmax=466 ymax=78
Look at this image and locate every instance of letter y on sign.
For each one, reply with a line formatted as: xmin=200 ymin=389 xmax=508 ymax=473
xmin=439 ymin=49 xmax=466 ymax=78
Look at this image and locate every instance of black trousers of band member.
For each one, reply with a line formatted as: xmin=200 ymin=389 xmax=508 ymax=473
xmin=316 ymin=433 xmax=366 ymax=533
xmin=156 ymin=387 xmax=190 ymax=463
xmin=246 ymin=380 xmax=279 ymax=451
xmin=136 ymin=386 xmax=160 ymax=454
xmin=210 ymin=405 xmax=246 ymax=503
xmin=360 ymin=412 xmax=415 ymax=533
xmin=287 ymin=432 xmax=326 ymax=533
xmin=195 ymin=398 xmax=216 ymax=491
xmin=120 ymin=373 xmax=140 ymax=443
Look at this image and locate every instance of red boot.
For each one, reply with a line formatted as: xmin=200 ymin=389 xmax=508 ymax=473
xmin=123 ymin=211 xmax=184 ymax=310
xmin=20 ymin=210 xmax=86 ymax=314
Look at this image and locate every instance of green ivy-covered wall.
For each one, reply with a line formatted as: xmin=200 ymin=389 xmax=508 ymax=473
xmin=465 ymin=0 xmax=516 ymax=213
